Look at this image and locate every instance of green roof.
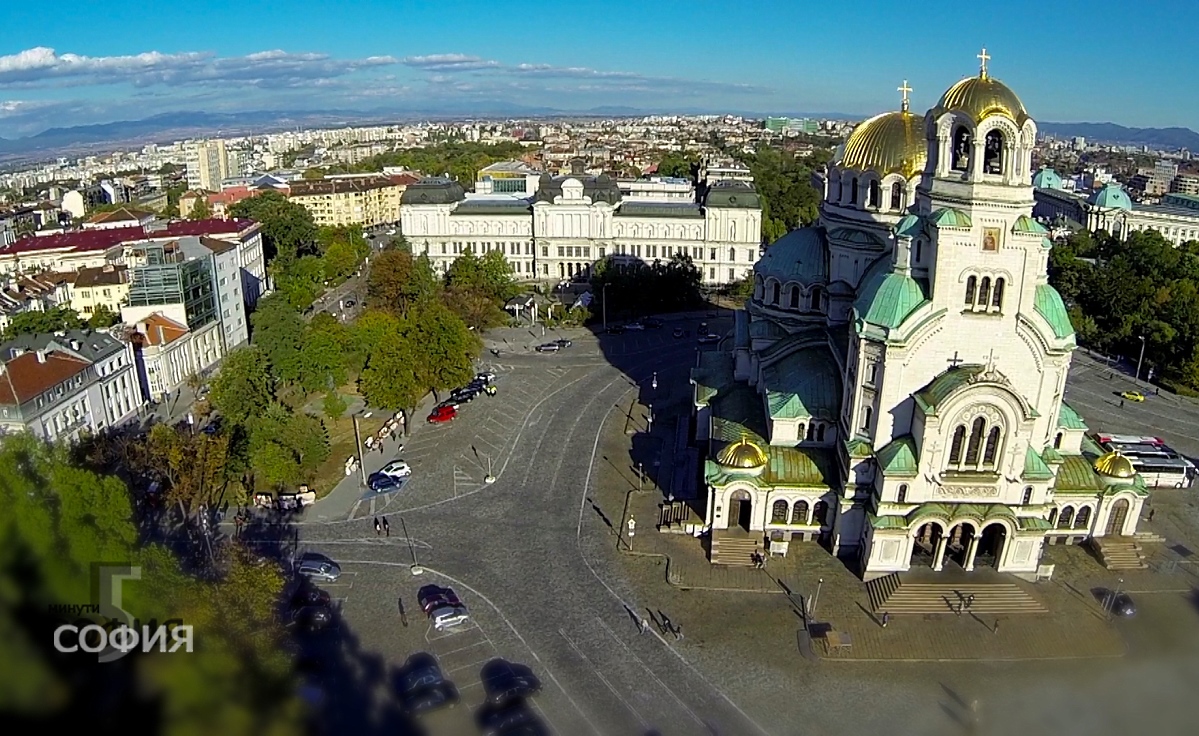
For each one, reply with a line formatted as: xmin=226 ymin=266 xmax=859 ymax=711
xmin=877 ymin=435 xmax=919 ymax=477
xmin=1034 ymin=284 xmax=1076 ymax=340
xmin=845 ymin=437 xmax=874 ymax=459
xmin=1057 ymin=401 xmax=1087 ymax=430
xmin=734 ymin=310 xmax=751 ymax=349
xmin=913 ymin=365 xmax=980 ymax=414
xmin=828 ymin=227 xmax=883 ymax=247
xmin=709 ymin=383 xmax=769 ymax=443
xmin=1012 ymin=215 xmax=1048 ymax=234
xmin=1023 ymin=445 xmax=1054 ymax=481
xmin=753 ymin=227 xmax=827 ymax=285
xmin=1017 ymin=517 xmax=1053 ymax=532
xmin=749 ymin=318 xmax=788 ymax=340
xmin=1054 ymin=455 xmax=1103 ymax=492
xmin=706 ymin=446 xmax=839 ymax=489
xmin=894 ymin=214 xmax=925 ymax=239
xmin=854 ymin=258 xmax=928 ymax=330
xmin=1087 ymin=183 xmax=1132 ymax=211
xmin=1042 ymin=446 xmax=1065 ymax=464
xmin=930 ymin=208 xmax=973 ymax=228
xmin=691 ymin=350 xmax=735 ymax=406
xmin=1041 ymin=237 xmax=1055 ymax=250
xmin=870 ymin=513 xmax=909 ymax=530
xmin=762 ymin=347 xmax=841 ymax=421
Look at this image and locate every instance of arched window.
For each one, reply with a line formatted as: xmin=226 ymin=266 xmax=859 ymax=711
xmin=983 ymin=426 xmax=1002 ymax=466
xmin=730 ymin=222 xmax=736 ymax=241
xmin=816 ymin=424 xmax=826 ymax=442
xmin=1057 ymin=507 xmax=1075 ymax=529
xmin=992 ymin=278 xmax=1005 ymax=309
xmin=965 ymin=276 xmax=977 ymax=305
xmin=965 ymin=417 xmax=986 ymax=465
xmin=810 ymin=287 xmax=822 ymax=311
xmin=868 ymin=179 xmax=881 ymax=208
xmin=890 ymin=182 xmax=903 ymax=210
xmin=1022 ymin=486 xmax=1033 ymax=505
xmin=771 ymin=500 xmax=789 ymax=523
xmin=978 ymin=277 xmax=992 ymax=306
xmin=952 ymin=126 xmax=972 ymax=172
xmin=792 ymin=500 xmax=809 ymax=524
xmin=754 ymin=275 xmax=764 ymax=300
xmin=788 ymin=285 xmax=800 ymax=308
xmin=850 ymin=178 xmax=859 ymax=204
xmin=1048 ymin=508 xmax=1058 ymax=527
xmin=805 ymin=423 xmax=814 ymax=442
xmin=914 ymin=241 xmax=923 ymax=263
xmin=836 ymin=180 xmax=844 ymax=203
xmin=1074 ymin=506 xmax=1092 ymax=529
xmin=771 ymin=282 xmax=780 ymax=304
xmin=1054 ymin=432 xmax=1063 ymax=449
xmin=984 ymin=130 xmax=1004 ymax=174
xmin=861 ymin=406 xmax=873 ymax=431
xmin=897 ymin=484 xmax=908 ymax=503
xmin=813 ymin=500 xmax=829 ymax=526
xmin=949 ymin=425 xmax=967 ymax=464
xmin=729 ymin=247 xmax=736 ymax=262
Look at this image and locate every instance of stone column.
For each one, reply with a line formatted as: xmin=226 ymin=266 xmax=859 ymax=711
xmin=963 ymin=535 xmax=981 ymax=571
xmin=932 ymin=536 xmax=949 ymax=572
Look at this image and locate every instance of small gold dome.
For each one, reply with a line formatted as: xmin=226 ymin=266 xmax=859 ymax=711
xmin=717 ymin=437 xmax=769 ymax=469
xmin=1093 ymin=451 xmax=1136 ymax=479
xmin=839 ymin=110 xmax=927 ymax=179
xmin=935 ymin=73 xmax=1029 ymax=125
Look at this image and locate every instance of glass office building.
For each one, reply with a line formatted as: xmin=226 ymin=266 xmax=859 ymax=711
xmin=126 ymin=241 xmax=218 ymax=329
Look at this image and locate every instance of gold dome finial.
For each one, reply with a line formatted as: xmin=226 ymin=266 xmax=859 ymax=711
xmin=898 ymin=80 xmax=912 ymax=112
xmin=977 ymin=47 xmax=991 ymax=79
xmin=716 ymin=435 xmax=769 ymax=470
xmin=1093 ymin=450 xmax=1136 ymax=479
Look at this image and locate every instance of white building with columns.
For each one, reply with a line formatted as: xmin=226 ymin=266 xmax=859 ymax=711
xmin=692 ymin=56 xmax=1147 ymax=580
xmin=399 ymin=160 xmax=763 ymax=286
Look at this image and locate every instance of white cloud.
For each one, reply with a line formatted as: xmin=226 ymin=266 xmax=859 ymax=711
xmin=401 ymin=54 xmax=501 ymax=71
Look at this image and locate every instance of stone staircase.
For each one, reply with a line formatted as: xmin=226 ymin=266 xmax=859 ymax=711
xmin=1133 ymin=530 xmax=1167 ymax=545
xmin=867 ymin=573 xmax=1048 ymax=614
xmin=708 ymin=531 xmax=762 ymax=567
xmin=657 ymin=501 xmax=702 ymax=534
xmin=1093 ymin=536 xmax=1148 ymax=570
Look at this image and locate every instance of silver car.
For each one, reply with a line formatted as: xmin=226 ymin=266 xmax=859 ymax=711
xmin=430 ymin=604 xmax=470 ymax=630
xmin=297 ymin=557 xmax=341 ymax=582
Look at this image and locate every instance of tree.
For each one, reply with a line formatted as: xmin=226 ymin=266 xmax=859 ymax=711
xmin=87 ymin=304 xmax=119 ymax=329
xmin=367 ymin=250 xmax=439 ymax=316
xmin=208 ymin=346 xmax=273 ymax=427
xmin=144 ymin=423 xmax=232 ymax=513
xmin=248 ymin=403 xmax=330 ymax=488
xmin=228 ymin=190 xmax=317 ymax=263
xmin=406 ymin=301 xmax=480 ymax=396
xmin=273 ymin=255 xmax=325 ymax=310
xmin=3 ymin=306 xmax=83 ymax=338
xmin=358 ymin=327 xmax=422 ymax=415
xmin=297 ymin=321 xmax=349 ymax=394
xmin=250 ymin=294 xmax=305 ymax=384
xmin=655 ymin=152 xmax=696 ymax=179
xmin=187 ymin=197 xmax=213 ymax=220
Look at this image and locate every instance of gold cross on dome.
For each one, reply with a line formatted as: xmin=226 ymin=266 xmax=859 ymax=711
xmin=977 ymin=47 xmax=991 ymax=77
xmin=898 ymin=80 xmax=912 ymax=112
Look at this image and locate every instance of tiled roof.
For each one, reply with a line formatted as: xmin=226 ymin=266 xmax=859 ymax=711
xmin=0 ymin=350 xmax=90 ymax=405
xmin=141 ymin=313 xmax=189 ymax=346
xmin=1023 ymin=445 xmax=1055 ymax=480
xmin=5 ymin=226 xmax=145 ymax=255
xmin=1057 ymin=401 xmax=1087 ymax=430
xmin=85 ymin=207 xmax=153 ymax=224
xmin=74 ymin=264 xmax=128 ymax=287
xmin=160 ymin=218 xmax=257 ymax=237
xmin=1054 ymin=455 xmax=1103 ymax=492
xmin=198 ymin=236 xmax=237 ymax=255
xmin=877 ymin=435 xmax=919 ymax=477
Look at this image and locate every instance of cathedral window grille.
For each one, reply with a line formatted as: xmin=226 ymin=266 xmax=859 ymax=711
xmin=850 ymin=178 xmax=859 ymax=204
xmin=914 ymin=241 xmax=923 ymax=263
xmin=810 ymin=287 xmax=822 ymax=311
xmin=897 ymin=484 xmax=908 ymax=503
xmin=978 ymin=277 xmax=992 ymax=307
xmin=949 ymin=425 xmax=966 ymax=464
xmin=792 ymin=500 xmax=809 ymax=524
xmin=1048 ymin=508 xmax=1058 ymax=527
xmin=817 ymin=424 xmax=826 ymax=442
xmin=1057 ymin=506 xmax=1074 ymax=529
xmin=861 ymin=407 xmax=873 ymax=431
xmin=964 ymin=417 xmax=986 ymax=465
xmin=813 ymin=500 xmax=829 ymax=526
xmin=771 ymin=500 xmax=789 ymax=524
xmin=789 ymin=285 xmax=800 ymax=309
xmin=1054 ymin=432 xmax=1063 ymax=449
xmin=965 ymin=276 xmax=977 ymax=305
xmin=866 ymin=363 xmax=878 ymax=386
xmin=868 ymin=180 xmax=881 ymax=208
xmin=992 ymin=278 xmax=1005 ymax=309
xmin=984 ymin=130 xmax=1004 ymax=175
xmin=890 ymin=182 xmax=903 ymax=210
xmin=729 ymin=247 xmax=736 ymax=262
xmin=1022 ymin=486 xmax=1033 ymax=505
xmin=771 ymin=282 xmax=780 ymax=305
xmin=952 ymin=126 xmax=972 ymax=172
xmin=982 ymin=427 xmax=1001 ymax=466
xmin=1074 ymin=506 xmax=1092 ymax=529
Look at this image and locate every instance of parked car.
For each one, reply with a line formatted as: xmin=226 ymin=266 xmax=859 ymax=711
xmin=698 ymin=334 xmax=721 ymax=344
xmin=476 ymin=371 xmax=497 ymax=383
xmin=673 ymin=327 xmax=685 ymax=338
xmin=428 ymin=405 xmax=457 ymax=423
xmin=478 ymin=701 xmax=546 ymax=736
xmin=480 ymin=659 xmax=543 ymax=705
xmin=644 ymin=317 xmax=663 ymax=328
xmin=369 ymin=473 xmax=404 ymax=493
xmin=625 ymin=321 xmax=645 ymax=331
xmin=606 ymin=325 xmax=625 ymax=334
xmin=294 ymin=605 xmax=335 ymax=634
xmin=1110 ymin=591 xmax=1137 ymax=617
xmin=535 ymin=343 xmax=561 ymax=353
xmin=296 ymin=555 xmax=341 ymax=582
xmin=554 ymin=338 xmax=573 ymax=348
xmin=698 ymin=322 xmax=709 ymax=336
xmin=398 ymin=653 xmax=460 ymax=715
xmin=452 ymin=387 xmax=480 ymax=402
xmin=430 ymin=604 xmax=470 ymax=630
xmin=379 ymin=460 xmax=412 ymax=478
xmin=419 ymin=585 xmax=463 ymax=614
xmin=290 ymin=585 xmax=332 ymax=610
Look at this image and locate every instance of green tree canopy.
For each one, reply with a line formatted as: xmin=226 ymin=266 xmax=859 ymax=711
xmin=250 ymin=294 xmax=305 ymax=384
xmin=366 ymin=249 xmax=439 ymax=316
xmin=328 ymin=141 xmax=528 ymax=185
xmin=591 ymin=252 xmax=703 ymax=317
xmin=208 ymin=346 xmax=274 ymax=427
xmin=736 ymin=145 xmax=830 ymax=243
xmin=3 ymin=306 xmax=83 ymax=338
xmin=187 ymin=197 xmax=213 ymax=220
xmin=247 ymin=403 xmax=331 ymax=488
xmin=228 ymin=191 xmax=317 ymax=263
xmin=358 ymin=325 xmax=422 ymax=413
xmin=86 ymin=304 xmax=119 ymax=329
xmin=406 ymin=301 xmax=480 ymax=394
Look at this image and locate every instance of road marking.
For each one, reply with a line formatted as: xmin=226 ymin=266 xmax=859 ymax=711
xmin=596 ymin=617 xmax=706 ymax=729
xmin=560 ymin=627 xmax=648 ymax=730
xmin=347 ymin=499 xmax=363 ymax=521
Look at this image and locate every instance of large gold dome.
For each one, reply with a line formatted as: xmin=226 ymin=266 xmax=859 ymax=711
xmin=839 ymin=110 xmax=927 ymax=179
xmin=716 ymin=437 xmax=769 ymax=469
xmin=1093 ymin=451 xmax=1136 ymax=479
xmin=935 ymin=73 xmax=1029 ymax=125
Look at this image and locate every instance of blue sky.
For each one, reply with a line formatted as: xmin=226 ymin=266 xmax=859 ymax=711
xmin=0 ymin=0 xmax=1195 ymax=136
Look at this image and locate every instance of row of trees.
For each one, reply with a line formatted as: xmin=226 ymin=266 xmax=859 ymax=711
xmin=313 ymin=141 xmax=530 ymax=185
xmin=738 ymin=144 xmax=830 ymax=243
xmin=1049 ymin=228 xmax=1199 ymax=391
xmin=3 ymin=304 xmax=119 ymax=338
xmin=591 ymin=252 xmax=704 ymax=317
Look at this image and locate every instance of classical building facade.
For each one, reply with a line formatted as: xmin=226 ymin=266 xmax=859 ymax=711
xmin=693 ymin=57 xmax=1147 ymax=579
xmin=400 ymin=160 xmax=763 ymax=286
xmin=1034 ymin=179 xmax=1199 ymax=246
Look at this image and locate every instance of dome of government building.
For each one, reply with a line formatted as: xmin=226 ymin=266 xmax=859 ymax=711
xmin=1087 ymin=183 xmax=1133 ymax=211
xmin=934 ymin=52 xmax=1030 ymax=125
xmin=716 ymin=437 xmax=769 ymax=470
xmin=839 ymin=110 xmax=928 ymax=180
xmin=1032 ymin=168 xmax=1063 ymax=189
xmin=1093 ymin=451 xmax=1137 ymax=479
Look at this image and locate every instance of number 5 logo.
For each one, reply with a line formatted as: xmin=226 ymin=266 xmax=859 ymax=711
xmin=93 ymin=563 xmax=141 ymax=663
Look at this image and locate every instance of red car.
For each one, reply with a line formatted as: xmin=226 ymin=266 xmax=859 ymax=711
xmin=418 ymin=585 xmax=462 ymax=614
xmin=427 ymin=405 xmax=457 ymax=423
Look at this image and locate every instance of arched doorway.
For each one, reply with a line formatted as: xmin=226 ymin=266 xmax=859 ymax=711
xmin=945 ymin=523 xmax=976 ymax=568
xmin=730 ymin=489 xmax=752 ymax=532
xmin=976 ymin=523 xmax=1008 ymax=569
xmin=910 ymin=522 xmax=944 ymax=567
xmin=1105 ymin=498 xmax=1130 ymax=536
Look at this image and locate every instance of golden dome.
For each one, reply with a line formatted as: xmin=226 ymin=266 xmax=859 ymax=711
xmin=839 ymin=110 xmax=927 ymax=179
xmin=1093 ymin=451 xmax=1136 ymax=479
xmin=716 ymin=437 xmax=769 ymax=469
xmin=935 ymin=73 xmax=1030 ymax=125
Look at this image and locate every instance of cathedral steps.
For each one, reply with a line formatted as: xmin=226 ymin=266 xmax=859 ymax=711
xmin=708 ymin=532 xmax=762 ymax=566
xmin=869 ymin=578 xmax=1048 ymax=615
xmin=1133 ymin=531 xmax=1167 ymax=545
xmin=1093 ymin=536 xmax=1149 ymax=570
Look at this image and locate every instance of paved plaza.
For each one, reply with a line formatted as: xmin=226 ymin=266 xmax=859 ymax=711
xmin=229 ymin=313 xmax=1199 ymax=736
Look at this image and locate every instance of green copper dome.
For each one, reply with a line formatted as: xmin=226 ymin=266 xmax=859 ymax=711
xmin=1032 ymin=168 xmax=1063 ymax=189
xmin=1087 ymin=183 xmax=1132 ymax=211
xmin=754 ymin=226 xmax=827 ymax=284
xmin=854 ymin=258 xmax=928 ymax=330
xmin=1033 ymin=283 xmax=1076 ymax=340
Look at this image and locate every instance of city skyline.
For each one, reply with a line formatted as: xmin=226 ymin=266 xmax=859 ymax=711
xmin=1 ymin=0 xmax=1197 ymax=137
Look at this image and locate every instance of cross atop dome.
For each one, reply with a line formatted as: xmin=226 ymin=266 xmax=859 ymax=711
xmin=977 ymin=47 xmax=990 ymax=78
xmin=898 ymin=80 xmax=912 ymax=112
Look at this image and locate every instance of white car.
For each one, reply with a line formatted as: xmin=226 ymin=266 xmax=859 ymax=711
xmin=379 ymin=460 xmax=412 ymax=478
xmin=625 ymin=322 xmax=646 ymax=331
xmin=430 ymin=604 xmax=470 ymax=630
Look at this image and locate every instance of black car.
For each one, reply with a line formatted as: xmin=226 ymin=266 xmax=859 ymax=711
xmin=368 ymin=473 xmax=403 ymax=493
xmin=606 ymin=325 xmax=625 ymax=334
xmin=644 ymin=317 xmax=663 ymax=329
xmin=290 ymin=586 xmax=332 ymax=611
xmin=452 ymin=388 xmax=479 ymax=402
xmin=698 ymin=322 xmax=709 ymax=336
xmin=398 ymin=653 xmax=460 ymax=715
xmin=405 ymin=682 xmax=460 ymax=716
xmin=1109 ymin=591 xmax=1136 ymax=617
xmin=480 ymin=659 xmax=542 ymax=706
xmin=294 ymin=605 xmax=334 ymax=633
xmin=554 ymin=339 xmax=573 ymax=348
xmin=478 ymin=701 xmax=545 ymax=736
xmin=535 ymin=343 xmax=561 ymax=352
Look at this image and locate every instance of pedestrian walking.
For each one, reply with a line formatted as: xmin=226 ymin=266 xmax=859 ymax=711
xmin=966 ymin=594 xmax=975 ymax=610
xmin=1120 ymin=399 xmax=1125 ymax=408
xmin=660 ymin=614 xmax=672 ymax=634
xmin=374 ymin=517 xmax=381 ymax=536
xmin=882 ymin=612 xmax=890 ymax=628
xmin=640 ymin=617 xmax=650 ymax=635
xmin=674 ymin=625 xmax=683 ymax=641
xmin=1148 ymin=508 xmax=1156 ymax=522
xmin=993 ymin=620 xmax=1000 ymax=635
xmin=398 ymin=598 xmax=408 ymax=628
xmin=382 ymin=516 xmax=391 ymax=537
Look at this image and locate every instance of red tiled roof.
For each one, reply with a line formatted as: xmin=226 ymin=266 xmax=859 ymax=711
xmin=388 ymin=173 xmax=422 ymax=186
xmin=0 ymin=350 xmax=91 ymax=405
xmin=161 ymin=218 xmax=257 ymax=236
xmin=85 ymin=207 xmax=153 ymax=224
xmin=3 ymin=226 xmax=145 ymax=255
xmin=141 ymin=312 xmax=189 ymax=346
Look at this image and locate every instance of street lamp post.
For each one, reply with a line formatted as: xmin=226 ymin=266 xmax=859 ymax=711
xmin=809 ymin=578 xmax=825 ymax=619
xmin=647 ymin=403 xmax=653 ymax=434
xmin=651 ymin=372 xmax=658 ymax=392
xmin=1135 ymin=335 xmax=1147 ymax=384
xmin=351 ymin=414 xmax=368 ymax=488
xmin=400 ymin=516 xmax=422 ymax=575
xmin=638 ymin=462 xmax=644 ymax=492
xmin=484 ymin=454 xmax=495 ymax=484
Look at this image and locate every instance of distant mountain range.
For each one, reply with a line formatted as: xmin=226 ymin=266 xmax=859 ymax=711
xmin=1 ymin=107 xmax=1196 ymax=164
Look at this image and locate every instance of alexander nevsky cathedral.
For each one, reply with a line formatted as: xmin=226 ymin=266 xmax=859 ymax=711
xmin=693 ymin=51 xmax=1148 ymax=580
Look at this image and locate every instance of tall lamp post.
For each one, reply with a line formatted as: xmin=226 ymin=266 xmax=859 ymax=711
xmin=651 ymin=372 xmax=658 ymax=393
xmin=647 ymin=403 xmax=653 ymax=434
xmin=1135 ymin=335 xmax=1147 ymax=384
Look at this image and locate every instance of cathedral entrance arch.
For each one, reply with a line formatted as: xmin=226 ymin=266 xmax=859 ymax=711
xmin=910 ymin=523 xmax=944 ymax=567
xmin=729 ymin=489 xmax=753 ymax=532
xmin=976 ymin=523 xmax=1008 ymax=569
xmin=1105 ymin=499 xmax=1130 ymax=536
xmin=945 ymin=522 xmax=976 ymax=569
